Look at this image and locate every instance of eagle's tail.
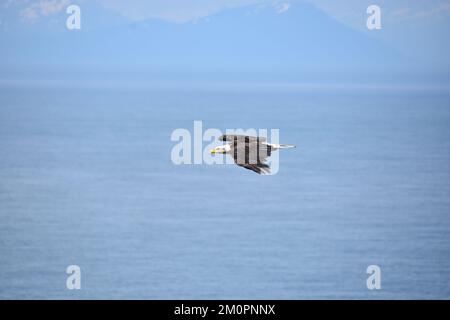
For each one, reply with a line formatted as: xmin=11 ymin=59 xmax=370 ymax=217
xmin=278 ymin=144 xmax=296 ymax=149
xmin=266 ymin=143 xmax=296 ymax=150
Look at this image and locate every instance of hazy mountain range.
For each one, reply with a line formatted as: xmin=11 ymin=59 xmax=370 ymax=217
xmin=0 ymin=1 xmax=448 ymax=85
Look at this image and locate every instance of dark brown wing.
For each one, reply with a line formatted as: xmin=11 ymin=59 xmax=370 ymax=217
xmin=219 ymin=134 xmax=266 ymax=143
xmin=229 ymin=137 xmax=272 ymax=174
xmin=237 ymin=163 xmax=271 ymax=174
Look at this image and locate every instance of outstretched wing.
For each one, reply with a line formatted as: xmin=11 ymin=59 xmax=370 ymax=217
xmin=219 ymin=135 xmax=266 ymax=143
xmin=229 ymin=137 xmax=272 ymax=174
xmin=237 ymin=163 xmax=270 ymax=174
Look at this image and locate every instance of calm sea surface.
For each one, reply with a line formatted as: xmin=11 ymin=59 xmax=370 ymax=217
xmin=1 ymin=85 xmax=450 ymax=299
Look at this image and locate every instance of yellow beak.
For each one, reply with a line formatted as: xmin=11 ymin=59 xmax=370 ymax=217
xmin=210 ymin=149 xmax=216 ymax=154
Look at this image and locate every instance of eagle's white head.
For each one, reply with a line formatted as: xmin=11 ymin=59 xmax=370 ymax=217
xmin=210 ymin=144 xmax=231 ymax=154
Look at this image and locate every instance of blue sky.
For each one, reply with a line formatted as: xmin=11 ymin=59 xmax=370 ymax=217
xmin=1 ymin=0 xmax=450 ymax=84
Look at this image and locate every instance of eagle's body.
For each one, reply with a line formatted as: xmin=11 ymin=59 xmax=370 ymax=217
xmin=210 ymin=135 xmax=295 ymax=174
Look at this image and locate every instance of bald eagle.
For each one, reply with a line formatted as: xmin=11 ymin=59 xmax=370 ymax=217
xmin=210 ymin=135 xmax=295 ymax=174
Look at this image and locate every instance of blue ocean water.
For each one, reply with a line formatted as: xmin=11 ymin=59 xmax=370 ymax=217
xmin=0 ymin=84 xmax=450 ymax=299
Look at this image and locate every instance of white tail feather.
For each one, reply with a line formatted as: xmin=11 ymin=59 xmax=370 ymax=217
xmin=265 ymin=143 xmax=296 ymax=150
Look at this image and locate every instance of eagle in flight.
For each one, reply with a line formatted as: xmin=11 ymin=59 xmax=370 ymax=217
xmin=210 ymin=135 xmax=295 ymax=174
